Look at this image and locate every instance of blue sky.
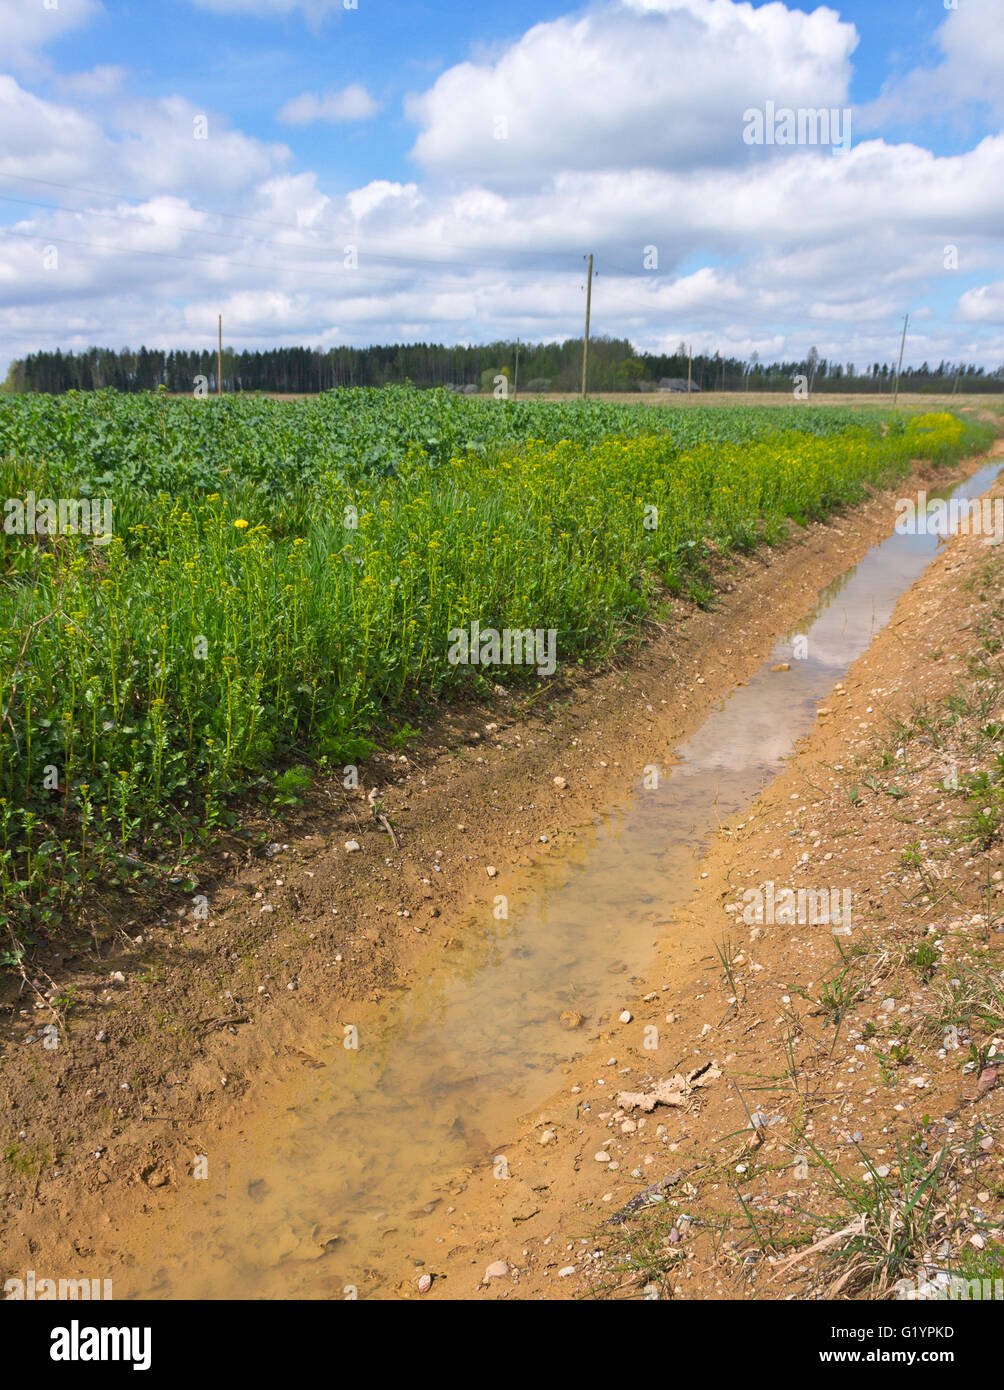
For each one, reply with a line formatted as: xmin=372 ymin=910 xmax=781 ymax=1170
xmin=26 ymin=1 xmax=987 ymax=183
xmin=1 ymin=0 xmax=1002 ymax=373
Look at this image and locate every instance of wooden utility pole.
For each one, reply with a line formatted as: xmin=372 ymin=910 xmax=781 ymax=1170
xmin=217 ymin=314 xmax=223 ymax=396
xmin=581 ymin=254 xmax=593 ymax=398
xmin=687 ymin=343 xmax=693 ymax=399
xmin=893 ymin=312 xmax=908 ymax=404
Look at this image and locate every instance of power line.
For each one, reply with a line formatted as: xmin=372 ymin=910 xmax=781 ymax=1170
xmin=0 ymin=174 xmax=674 ymax=289
xmin=0 ymin=220 xmax=587 ymax=289
xmin=0 ymin=191 xmax=589 ymax=278
xmin=0 ymin=224 xmax=397 ymax=285
xmin=0 ymin=168 xmax=588 ymax=272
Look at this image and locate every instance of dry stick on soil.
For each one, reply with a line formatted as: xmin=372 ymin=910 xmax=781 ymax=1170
xmin=197 ymin=1012 xmax=251 ymax=1033
xmin=376 ymin=813 xmax=398 ymax=850
xmin=764 ymin=1215 xmax=868 ymax=1283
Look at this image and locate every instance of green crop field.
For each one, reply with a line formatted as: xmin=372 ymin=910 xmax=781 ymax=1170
xmin=0 ymin=388 xmax=993 ymax=951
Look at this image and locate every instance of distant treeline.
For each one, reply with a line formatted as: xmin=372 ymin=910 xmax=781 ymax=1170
xmin=5 ymin=338 xmax=1003 ymax=395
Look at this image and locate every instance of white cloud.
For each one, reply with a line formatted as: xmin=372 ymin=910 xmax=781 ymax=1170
xmin=0 ymin=76 xmax=107 ymax=181
xmin=253 ymin=173 xmax=333 ymax=228
xmin=346 ymin=180 xmax=419 ymax=223
xmin=407 ymin=0 xmax=857 ymax=182
xmin=55 ymin=65 xmax=127 ymax=98
xmin=0 ymin=0 xmax=102 ymax=67
xmin=858 ymin=0 xmax=1004 ymax=130
xmin=926 ymin=0 xmax=1004 ymax=114
xmin=959 ymin=283 xmax=1004 ymax=325
xmin=0 ymin=76 xmax=292 ymax=201
xmin=111 ymin=95 xmax=291 ymax=197
xmin=278 ymin=84 xmax=379 ymax=125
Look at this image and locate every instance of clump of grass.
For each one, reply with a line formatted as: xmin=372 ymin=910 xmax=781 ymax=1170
xmin=932 ymin=962 xmax=1004 ymax=1039
xmin=776 ymin=1140 xmax=964 ymax=1298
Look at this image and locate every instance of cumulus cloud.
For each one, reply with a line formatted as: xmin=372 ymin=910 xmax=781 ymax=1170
xmin=406 ymin=0 xmax=857 ymax=183
xmin=55 ymin=65 xmax=127 ymax=98
xmin=277 ymin=84 xmax=379 ymax=125
xmin=938 ymin=0 xmax=1004 ymax=110
xmin=0 ymin=77 xmax=291 ymax=198
xmin=959 ymin=283 xmax=1004 ymax=325
xmin=0 ymin=76 xmax=107 ymax=181
xmin=858 ymin=0 xmax=1004 ymax=130
xmin=0 ymin=0 xmax=103 ymax=67
xmin=111 ymin=95 xmax=291 ymax=197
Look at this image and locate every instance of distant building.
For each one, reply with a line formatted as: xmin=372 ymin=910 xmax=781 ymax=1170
xmin=657 ymin=377 xmax=701 ymax=392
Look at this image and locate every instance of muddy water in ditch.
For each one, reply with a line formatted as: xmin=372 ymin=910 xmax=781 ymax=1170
xmin=120 ymin=464 xmax=1000 ymax=1300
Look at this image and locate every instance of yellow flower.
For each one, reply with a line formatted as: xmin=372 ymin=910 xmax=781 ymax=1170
xmin=234 ymin=518 xmax=249 ymax=529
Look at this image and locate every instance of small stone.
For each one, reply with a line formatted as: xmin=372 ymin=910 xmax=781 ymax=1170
xmin=553 ymin=777 xmax=567 ymax=789
xmin=558 ymin=1265 xmax=575 ymax=1278
xmin=977 ymin=1066 xmax=999 ymax=1097
xmin=417 ymin=1273 xmax=432 ymax=1294
xmin=484 ymin=1260 xmax=508 ymax=1281
xmin=594 ymin=1150 xmax=611 ymax=1163
xmin=539 ymin=1129 xmax=557 ymax=1146
xmin=619 ymin=1010 xmax=632 ymax=1024
xmin=486 ymin=866 xmax=498 ymax=878
xmin=344 ymin=841 xmax=361 ymax=853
